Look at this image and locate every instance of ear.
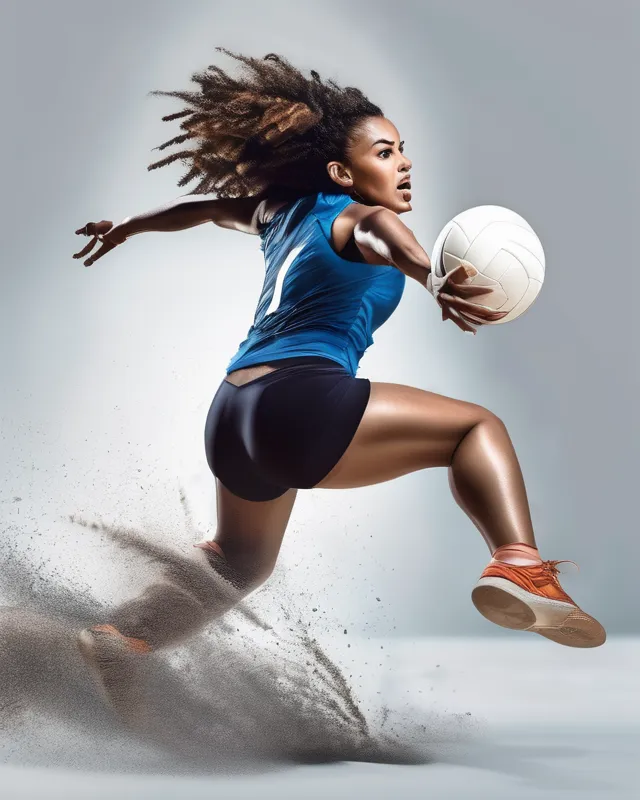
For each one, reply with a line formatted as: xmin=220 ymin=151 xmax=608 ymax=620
xmin=326 ymin=161 xmax=353 ymax=189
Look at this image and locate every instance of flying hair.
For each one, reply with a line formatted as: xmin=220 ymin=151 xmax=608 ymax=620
xmin=147 ymin=48 xmax=383 ymax=199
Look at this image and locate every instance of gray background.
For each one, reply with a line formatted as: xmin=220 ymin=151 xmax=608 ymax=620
xmin=1 ymin=0 xmax=637 ymax=641
xmin=1 ymin=2 xmax=639 ymax=797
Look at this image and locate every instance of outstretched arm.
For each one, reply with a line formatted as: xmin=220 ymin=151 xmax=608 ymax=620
xmin=352 ymin=206 xmax=508 ymax=333
xmin=119 ymin=194 xmax=272 ymax=236
xmin=73 ymin=194 xmax=273 ymax=267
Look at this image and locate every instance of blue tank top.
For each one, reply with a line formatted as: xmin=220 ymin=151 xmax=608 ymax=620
xmin=226 ymin=192 xmax=406 ymax=377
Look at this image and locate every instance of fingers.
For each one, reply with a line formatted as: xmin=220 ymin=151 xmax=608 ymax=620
xmin=73 ymin=236 xmax=99 ymax=259
xmin=75 ymin=220 xmax=113 ymax=237
xmin=73 ymin=220 xmax=119 ymax=266
xmin=450 ymin=310 xmax=478 ymax=334
xmin=456 ymin=309 xmax=494 ymax=326
xmin=447 ymin=282 xmax=495 ymax=298
xmin=445 ymin=263 xmax=477 ymax=284
xmin=439 ymin=262 xmax=507 ymax=323
xmin=82 ymin=238 xmax=119 ymax=267
xmin=451 ymin=308 xmax=506 ymax=325
xmin=440 ymin=301 xmax=478 ymax=334
xmin=439 ymin=292 xmax=508 ymax=322
xmin=436 ymin=261 xmax=508 ymax=333
xmin=442 ymin=264 xmax=494 ymax=298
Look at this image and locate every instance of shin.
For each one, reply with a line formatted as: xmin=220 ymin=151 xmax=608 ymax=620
xmin=108 ymin=547 xmax=269 ymax=650
xmin=448 ymin=412 xmax=538 ymax=554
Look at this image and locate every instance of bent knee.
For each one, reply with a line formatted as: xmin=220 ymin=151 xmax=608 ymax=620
xmin=205 ymin=552 xmax=274 ymax=594
xmin=464 ymin=402 xmax=504 ymax=430
xmin=451 ymin=406 xmax=506 ymax=462
xmin=480 ymin=407 xmax=505 ymax=429
xmin=245 ymin=560 xmax=276 ymax=590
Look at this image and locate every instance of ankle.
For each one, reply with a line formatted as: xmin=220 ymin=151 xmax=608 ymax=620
xmin=491 ymin=542 xmax=542 ymax=566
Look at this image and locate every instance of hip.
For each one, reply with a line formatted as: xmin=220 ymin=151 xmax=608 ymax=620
xmin=204 ymin=357 xmax=371 ymax=500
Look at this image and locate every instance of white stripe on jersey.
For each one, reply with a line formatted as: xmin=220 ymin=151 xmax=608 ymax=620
xmin=265 ymin=244 xmax=304 ymax=316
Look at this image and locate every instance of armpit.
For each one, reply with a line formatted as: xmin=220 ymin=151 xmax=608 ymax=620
xmin=253 ymin=197 xmax=289 ymax=229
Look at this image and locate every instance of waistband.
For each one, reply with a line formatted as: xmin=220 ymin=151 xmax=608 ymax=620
xmin=226 ymin=355 xmax=341 ymax=374
xmin=262 ymin=356 xmax=340 ymax=368
xmin=222 ymin=356 xmax=353 ymax=392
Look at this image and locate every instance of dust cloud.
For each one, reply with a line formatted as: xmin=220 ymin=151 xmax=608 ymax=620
xmin=0 ymin=491 xmax=478 ymax=775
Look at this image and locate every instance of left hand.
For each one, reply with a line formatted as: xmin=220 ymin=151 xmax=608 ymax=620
xmin=73 ymin=220 xmax=127 ymax=267
xmin=435 ymin=263 xmax=508 ymax=334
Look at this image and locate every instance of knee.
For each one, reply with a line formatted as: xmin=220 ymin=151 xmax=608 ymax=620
xmin=451 ymin=406 xmax=505 ymax=463
xmin=466 ymin=404 xmax=504 ymax=432
xmin=480 ymin=407 xmax=505 ymax=430
xmin=203 ymin=550 xmax=274 ymax=595
xmin=242 ymin=560 xmax=275 ymax=591
xmin=223 ymin=563 xmax=274 ymax=600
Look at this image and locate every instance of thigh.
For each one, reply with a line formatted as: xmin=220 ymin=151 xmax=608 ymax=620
xmin=214 ymin=479 xmax=298 ymax=578
xmin=314 ymin=381 xmax=492 ymax=489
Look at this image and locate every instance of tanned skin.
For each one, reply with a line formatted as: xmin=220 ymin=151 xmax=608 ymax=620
xmin=72 ymin=116 xmax=537 ymax=661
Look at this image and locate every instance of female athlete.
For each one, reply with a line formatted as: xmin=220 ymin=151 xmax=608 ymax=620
xmin=72 ymin=49 xmax=604 ymax=715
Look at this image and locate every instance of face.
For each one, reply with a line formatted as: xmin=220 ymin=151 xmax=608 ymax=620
xmin=326 ymin=116 xmax=413 ymax=213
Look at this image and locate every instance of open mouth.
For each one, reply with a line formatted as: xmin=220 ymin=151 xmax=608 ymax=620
xmin=397 ymin=181 xmax=412 ymax=201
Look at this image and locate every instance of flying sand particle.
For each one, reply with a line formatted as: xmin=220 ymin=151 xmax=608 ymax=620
xmin=0 ymin=489 xmax=479 ymax=774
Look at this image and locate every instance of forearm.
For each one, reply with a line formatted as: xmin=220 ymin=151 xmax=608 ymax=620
xmin=355 ymin=208 xmax=431 ymax=286
xmin=119 ymin=196 xmax=218 ymax=238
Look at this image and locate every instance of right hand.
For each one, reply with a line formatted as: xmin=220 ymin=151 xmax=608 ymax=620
xmin=73 ymin=220 xmax=127 ymax=267
xmin=431 ymin=262 xmax=509 ymax=334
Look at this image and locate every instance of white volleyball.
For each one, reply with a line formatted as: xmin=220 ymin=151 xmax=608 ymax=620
xmin=431 ymin=205 xmax=545 ymax=324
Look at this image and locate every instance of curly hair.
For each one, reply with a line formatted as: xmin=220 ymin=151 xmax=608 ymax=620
xmin=147 ymin=48 xmax=383 ymax=199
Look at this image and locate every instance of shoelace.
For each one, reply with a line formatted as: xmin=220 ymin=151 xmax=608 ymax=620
xmin=535 ymin=559 xmax=579 ymax=588
xmin=541 ymin=559 xmax=579 ymax=575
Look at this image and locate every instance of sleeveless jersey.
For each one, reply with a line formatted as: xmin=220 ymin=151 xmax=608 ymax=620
xmin=226 ymin=192 xmax=406 ymax=377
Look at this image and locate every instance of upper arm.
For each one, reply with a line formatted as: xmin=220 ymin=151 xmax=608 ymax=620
xmin=352 ymin=206 xmax=426 ymax=267
xmin=329 ymin=204 xmax=393 ymax=266
xmin=210 ymin=195 xmax=288 ymax=235
xmin=353 ymin=206 xmax=408 ymax=251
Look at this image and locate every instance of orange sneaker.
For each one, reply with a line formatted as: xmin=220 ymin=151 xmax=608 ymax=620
xmin=79 ymin=624 xmax=152 ymax=654
xmin=77 ymin=624 xmax=152 ymax=722
xmin=471 ymin=560 xmax=606 ymax=648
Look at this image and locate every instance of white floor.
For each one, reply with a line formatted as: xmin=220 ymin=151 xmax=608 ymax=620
xmin=1 ymin=635 xmax=637 ymax=799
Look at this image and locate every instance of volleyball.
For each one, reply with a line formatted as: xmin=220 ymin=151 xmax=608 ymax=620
xmin=430 ymin=205 xmax=545 ymax=324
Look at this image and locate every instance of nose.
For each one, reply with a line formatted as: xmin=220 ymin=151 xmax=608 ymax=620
xmin=399 ymin=153 xmax=412 ymax=171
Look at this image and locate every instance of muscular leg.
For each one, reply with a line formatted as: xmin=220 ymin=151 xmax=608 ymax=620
xmin=78 ymin=363 xmax=302 ymax=714
xmin=315 ymin=381 xmax=606 ymax=648
xmin=315 ymin=382 xmax=535 ymax=553
xmin=99 ymin=481 xmax=298 ymax=650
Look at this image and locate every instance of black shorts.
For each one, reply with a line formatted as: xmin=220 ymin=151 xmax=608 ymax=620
xmin=204 ymin=357 xmax=371 ymax=501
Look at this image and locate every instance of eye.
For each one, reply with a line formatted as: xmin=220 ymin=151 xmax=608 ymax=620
xmin=378 ymin=145 xmax=405 ymax=159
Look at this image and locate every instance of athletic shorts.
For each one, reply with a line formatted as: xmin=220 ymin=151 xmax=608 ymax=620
xmin=204 ymin=357 xmax=371 ymax=501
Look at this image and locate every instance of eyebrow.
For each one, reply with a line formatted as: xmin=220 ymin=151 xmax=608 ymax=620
xmin=371 ymin=139 xmax=405 ymax=149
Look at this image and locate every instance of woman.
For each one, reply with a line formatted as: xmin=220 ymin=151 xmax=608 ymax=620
xmin=73 ymin=49 xmax=605 ymax=712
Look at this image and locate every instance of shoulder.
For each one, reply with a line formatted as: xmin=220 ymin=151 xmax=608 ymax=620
xmin=308 ymin=194 xmax=394 ymax=266
xmin=329 ymin=200 xmax=389 ymax=253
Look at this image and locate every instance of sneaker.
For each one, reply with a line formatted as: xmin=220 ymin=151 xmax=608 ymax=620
xmin=77 ymin=624 xmax=152 ymax=722
xmin=471 ymin=560 xmax=606 ymax=648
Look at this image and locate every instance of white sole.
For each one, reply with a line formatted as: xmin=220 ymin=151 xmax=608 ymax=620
xmin=471 ymin=576 xmax=606 ymax=648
